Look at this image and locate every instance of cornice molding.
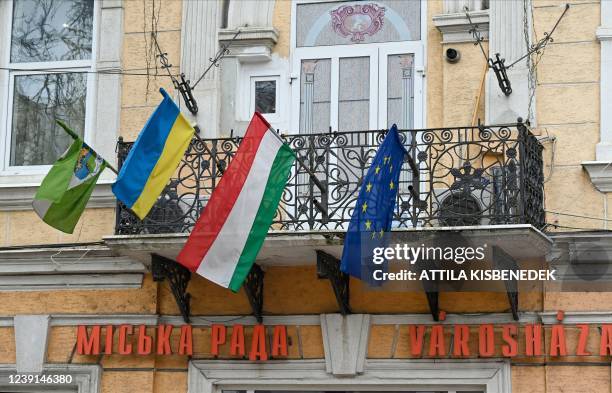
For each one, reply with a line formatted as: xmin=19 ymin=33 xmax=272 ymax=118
xmin=0 ymin=246 xmax=145 ymax=290
xmin=1 ymin=312 xmax=612 ymax=328
xmin=596 ymin=26 xmax=612 ymax=41
xmin=218 ymin=27 xmax=279 ymax=63
xmin=582 ymin=161 xmax=612 ymax=192
xmin=432 ymin=10 xmax=489 ymax=44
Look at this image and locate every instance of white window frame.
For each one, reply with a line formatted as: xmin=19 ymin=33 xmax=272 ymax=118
xmin=251 ymin=75 xmax=281 ymax=123
xmin=0 ymin=0 xmax=122 ymax=209
xmin=236 ymin=56 xmax=290 ymax=132
xmin=188 ymin=359 xmax=511 ymax=393
xmin=289 ymin=0 xmax=428 ymax=133
xmin=0 ymin=0 xmax=100 ymax=175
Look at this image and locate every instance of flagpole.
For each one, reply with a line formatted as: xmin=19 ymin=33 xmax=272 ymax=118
xmin=55 ymin=120 xmax=119 ymax=175
xmin=265 ymin=125 xmax=328 ymax=194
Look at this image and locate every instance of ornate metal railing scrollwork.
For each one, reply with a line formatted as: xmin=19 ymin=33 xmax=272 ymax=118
xmin=151 ymin=254 xmax=191 ymax=323
xmin=115 ymin=122 xmax=545 ymax=234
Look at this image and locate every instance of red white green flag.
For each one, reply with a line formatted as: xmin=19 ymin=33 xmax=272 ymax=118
xmin=177 ymin=113 xmax=295 ymax=291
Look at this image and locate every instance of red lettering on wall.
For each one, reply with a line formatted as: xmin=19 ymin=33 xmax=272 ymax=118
xmin=104 ymin=325 xmax=113 ymax=355
xmin=179 ymin=325 xmax=193 ymax=355
xmin=600 ymin=325 xmax=612 ymax=356
xmin=453 ymin=325 xmax=470 ymax=357
xmin=429 ymin=325 xmax=445 ymax=356
xmin=478 ymin=324 xmax=495 ymax=357
xmin=137 ymin=325 xmax=152 ymax=355
xmin=75 ymin=313 xmax=610 ymax=361
xmin=525 ymin=324 xmax=543 ymax=356
xmin=271 ymin=325 xmax=288 ymax=357
xmin=576 ymin=324 xmax=591 ymax=356
xmin=409 ymin=325 xmax=425 ymax=356
xmin=249 ymin=324 xmax=268 ymax=361
xmin=549 ymin=324 xmax=567 ymax=356
xmin=157 ymin=324 xmax=173 ymax=355
xmin=501 ymin=324 xmax=518 ymax=357
xmin=77 ymin=325 xmax=100 ymax=355
xmin=118 ymin=325 xmax=133 ymax=355
xmin=211 ymin=324 xmax=226 ymax=357
xmin=230 ymin=324 xmax=245 ymax=357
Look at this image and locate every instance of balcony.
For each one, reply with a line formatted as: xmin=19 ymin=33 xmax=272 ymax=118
xmin=114 ymin=121 xmax=545 ymax=236
xmin=107 ymin=120 xmax=550 ymax=322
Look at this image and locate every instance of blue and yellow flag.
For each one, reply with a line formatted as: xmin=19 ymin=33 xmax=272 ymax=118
xmin=112 ymin=88 xmax=194 ymax=219
xmin=340 ymin=125 xmax=406 ymax=281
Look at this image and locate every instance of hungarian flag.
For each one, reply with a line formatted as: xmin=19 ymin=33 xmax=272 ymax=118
xmin=177 ymin=113 xmax=295 ymax=291
xmin=33 ymin=122 xmax=107 ymax=233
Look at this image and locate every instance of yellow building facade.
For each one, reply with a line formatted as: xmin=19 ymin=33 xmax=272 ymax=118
xmin=0 ymin=0 xmax=610 ymax=393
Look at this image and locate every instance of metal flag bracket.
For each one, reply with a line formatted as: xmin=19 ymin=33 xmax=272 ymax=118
xmin=151 ymin=32 xmax=199 ymax=115
xmin=464 ymin=4 xmax=570 ymax=97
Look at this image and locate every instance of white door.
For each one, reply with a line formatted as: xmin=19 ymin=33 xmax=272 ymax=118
xmin=289 ymin=0 xmax=426 ymax=229
xmin=291 ymin=42 xmax=424 ymax=133
xmin=290 ymin=42 xmax=423 ymax=229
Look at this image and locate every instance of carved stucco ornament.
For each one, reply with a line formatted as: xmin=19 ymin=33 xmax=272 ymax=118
xmin=330 ymin=3 xmax=386 ymax=43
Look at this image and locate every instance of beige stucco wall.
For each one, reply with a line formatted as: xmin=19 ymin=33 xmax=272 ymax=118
xmin=534 ymin=1 xmax=603 ymax=231
xmin=4 ymin=0 xmax=604 ymax=243
xmin=1 ymin=2 xmax=610 ymax=391
xmin=0 ymin=2 xmax=602 ymax=393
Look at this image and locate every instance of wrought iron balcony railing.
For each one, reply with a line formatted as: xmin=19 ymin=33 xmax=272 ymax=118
xmin=115 ymin=121 xmax=545 ymax=235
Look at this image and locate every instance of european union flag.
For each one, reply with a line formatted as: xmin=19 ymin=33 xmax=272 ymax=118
xmin=340 ymin=125 xmax=407 ymax=281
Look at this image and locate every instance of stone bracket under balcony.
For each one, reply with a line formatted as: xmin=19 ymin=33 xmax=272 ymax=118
xmin=104 ymin=225 xmax=551 ymax=321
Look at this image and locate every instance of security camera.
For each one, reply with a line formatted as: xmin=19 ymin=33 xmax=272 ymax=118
xmin=445 ymin=48 xmax=461 ymax=63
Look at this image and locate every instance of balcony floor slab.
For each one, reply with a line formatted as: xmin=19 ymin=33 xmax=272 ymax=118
xmin=104 ymin=224 xmax=552 ymax=267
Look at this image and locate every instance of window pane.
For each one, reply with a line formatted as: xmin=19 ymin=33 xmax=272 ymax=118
xmin=10 ymin=73 xmax=87 ymax=166
xmin=387 ymin=54 xmax=414 ymax=128
xmin=339 ymin=56 xmax=369 ymax=131
xmin=300 ymin=59 xmax=331 ymax=134
xmin=11 ymin=0 xmax=94 ymax=63
xmin=387 ymin=54 xmax=415 ymax=192
xmin=255 ymin=80 xmax=276 ymax=114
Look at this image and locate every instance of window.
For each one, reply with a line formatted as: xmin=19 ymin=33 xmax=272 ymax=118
xmin=191 ymin=359 xmax=510 ymax=393
xmin=222 ymin=389 xmax=484 ymax=393
xmin=250 ymin=76 xmax=280 ymax=122
xmin=5 ymin=0 xmax=95 ymax=168
xmin=290 ymin=0 xmax=425 ymax=133
xmin=254 ymin=80 xmax=277 ymax=114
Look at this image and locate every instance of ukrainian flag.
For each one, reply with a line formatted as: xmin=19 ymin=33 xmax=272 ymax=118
xmin=112 ymin=88 xmax=194 ymax=219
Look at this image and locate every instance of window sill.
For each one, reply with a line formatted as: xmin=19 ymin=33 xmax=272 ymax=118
xmin=432 ymin=9 xmax=489 ymax=44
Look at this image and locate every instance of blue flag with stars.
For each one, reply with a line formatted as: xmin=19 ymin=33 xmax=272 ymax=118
xmin=340 ymin=125 xmax=407 ymax=281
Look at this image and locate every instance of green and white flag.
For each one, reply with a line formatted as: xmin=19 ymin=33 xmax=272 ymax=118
xmin=33 ymin=127 xmax=106 ymax=234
